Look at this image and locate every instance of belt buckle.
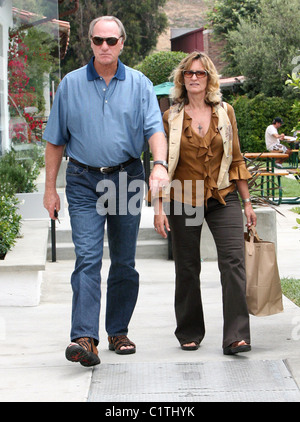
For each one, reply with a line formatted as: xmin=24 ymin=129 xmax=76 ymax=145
xmin=99 ymin=166 xmax=111 ymax=174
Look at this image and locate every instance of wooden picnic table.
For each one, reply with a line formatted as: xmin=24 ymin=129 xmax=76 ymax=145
xmin=244 ymin=150 xmax=299 ymax=169
xmin=244 ymin=152 xmax=288 ymax=173
xmin=243 ymin=152 xmax=299 ymax=205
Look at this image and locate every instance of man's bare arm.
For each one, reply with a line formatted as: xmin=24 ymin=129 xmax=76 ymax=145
xmin=43 ymin=142 xmax=65 ymax=219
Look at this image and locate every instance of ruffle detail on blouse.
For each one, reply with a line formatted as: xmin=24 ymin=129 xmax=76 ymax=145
xmin=183 ymin=114 xmax=221 ymax=205
xmin=229 ymin=164 xmax=252 ymax=182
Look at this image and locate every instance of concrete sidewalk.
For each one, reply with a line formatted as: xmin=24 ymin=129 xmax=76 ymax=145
xmin=0 ymin=204 xmax=300 ymax=402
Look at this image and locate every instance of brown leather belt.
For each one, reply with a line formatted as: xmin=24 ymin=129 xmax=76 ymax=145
xmin=69 ymin=157 xmax=137 ymax=174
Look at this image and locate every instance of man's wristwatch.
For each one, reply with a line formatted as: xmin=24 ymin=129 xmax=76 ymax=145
xmin=242 ymin=198 xmax=251 ymax=204
xmin=153 ymin=160 xmax=168 ymax=170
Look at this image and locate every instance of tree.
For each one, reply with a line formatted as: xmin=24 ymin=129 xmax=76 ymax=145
xmin=286 ymin=74 xmax=300 ymax=138
xmin=60 ymin=0 xmax=168 ymax=76
xmin=205 ymin=0 xmax=261 ymax=74
xmin=227 ymin=0 xmax=300 ymax=97
xmin=206 ymin=0 xmax=261 ymax=37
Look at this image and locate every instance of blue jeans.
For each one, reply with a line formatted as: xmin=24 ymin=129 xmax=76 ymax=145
xmin=66 ymin=159 xmax=144 ymax=345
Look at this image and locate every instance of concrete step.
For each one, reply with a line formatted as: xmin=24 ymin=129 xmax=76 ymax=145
xmin=51 ymin=226 xmax=162 ymax=244
xmin=47 ymin=239 xmax=169 ymax=261
xmin=47 ymin=207 xmax=278 ymax=262
xmin=47 ymin=227 xmax=169 ymax=261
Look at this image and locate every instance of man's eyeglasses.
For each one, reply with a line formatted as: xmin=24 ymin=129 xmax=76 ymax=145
xmin=91 ymin=36 xmax=122 ymax=46
xmin=183 ymin=70 xmax=208 ymax=79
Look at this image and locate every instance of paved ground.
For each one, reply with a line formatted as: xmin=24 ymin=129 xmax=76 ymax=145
xmin=0 ymin=203 xmax=299 ymax=402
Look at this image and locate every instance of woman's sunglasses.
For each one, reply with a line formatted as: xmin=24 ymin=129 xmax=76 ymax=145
xmin=91 ymin=36 xmax=122 ymax=46
xmin=182 ymin=70 xmax=208 ymax=79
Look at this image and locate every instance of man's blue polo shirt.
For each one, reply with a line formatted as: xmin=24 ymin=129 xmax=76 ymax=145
xmin=43 ymin=57 xmax=164 ymax=167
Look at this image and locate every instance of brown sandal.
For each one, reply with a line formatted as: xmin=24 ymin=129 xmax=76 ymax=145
xmin=108 ymin=335 xmax=136 ymax=355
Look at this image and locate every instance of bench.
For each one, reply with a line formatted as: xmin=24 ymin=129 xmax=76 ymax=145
xmin=250 ymin=171 xmax=289 ymax=205
xmin=288 ymin=150 xmax=299 ymax=169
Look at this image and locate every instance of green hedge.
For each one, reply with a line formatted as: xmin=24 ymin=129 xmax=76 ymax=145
xmin=232 ymin=94 xmax=298 ymax=152
xmin=0 ymin=192 xmax=22 ymax=259
xmin=0 ymin=149 xmax=40 ymax=195
xmin=0 ymin=149 xmax=41 ymax=259
xmin=135 ymin=51 xmax=188 ymax=86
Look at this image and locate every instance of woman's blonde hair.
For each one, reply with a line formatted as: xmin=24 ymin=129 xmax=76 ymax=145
xmin=170 ymin=51 xmax=222 ymax=106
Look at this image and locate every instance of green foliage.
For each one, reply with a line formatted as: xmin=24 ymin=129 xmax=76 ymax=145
xmin=0 ymin=192 xmax=22 ymax=259
xmin=290 ymin=207 xmax=300 ymax=230
xmin=60 ymin=0 xmax=168 ymax=75
xmin=206 ymin=0 xmax=260 ymax=36
xmin=205 ymin=0 xmax=261 ymax=74
xmin=232 ymin=94 xmax=297 ymax=152
xmin=227 ymin=0 xmax=300 ymax=98
xmin=286 ymin=73 xmax=300 ymax=136
xmin=0 ymin=149 xmax=43 ymax=258
xmin=23 ymin=28 xmax=58 ymax=113
xmin=135 ymin=51 xmax=188 ymax=86
xmin=0 ymin=150 xmax=40 ymax=195
xmin=12 ymin=0 xmax=57 ymax=17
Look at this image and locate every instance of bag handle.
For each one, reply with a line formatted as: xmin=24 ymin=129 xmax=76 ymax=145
xmin=245 ymin=225 xmax=260 ymax=256
xmin=247 ymin=225 xmax=261 ymax=241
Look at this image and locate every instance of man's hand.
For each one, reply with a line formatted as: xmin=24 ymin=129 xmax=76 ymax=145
xmin=43 ymin=188 xmax=61 ymax=220
xmin=149 ymin=164 xmax=169 ymax=196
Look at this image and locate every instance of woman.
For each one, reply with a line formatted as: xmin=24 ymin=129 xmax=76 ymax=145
xmin=154 ymin=52 xmax=257 ymax=355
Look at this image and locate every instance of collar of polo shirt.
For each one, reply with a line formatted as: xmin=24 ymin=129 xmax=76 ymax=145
xmin=86 ymin=57 xmax=126 ymax=81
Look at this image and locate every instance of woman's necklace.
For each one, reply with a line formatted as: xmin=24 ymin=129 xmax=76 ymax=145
xmin=185 ymin=104 xmax=211 ymax=136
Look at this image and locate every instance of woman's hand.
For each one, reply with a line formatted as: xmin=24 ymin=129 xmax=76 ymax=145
xmin=244 ymin=202 xmax=257 ymax=228
xmin=153 ymin=198 xmax=170 ymax=239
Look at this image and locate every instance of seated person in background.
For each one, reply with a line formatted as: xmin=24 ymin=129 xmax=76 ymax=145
xmin=265 ymin=117 xmax=292 ymax=168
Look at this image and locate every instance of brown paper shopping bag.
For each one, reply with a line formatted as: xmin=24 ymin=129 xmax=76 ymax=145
xmin=244 ymin=226 xmax=283 ymax=316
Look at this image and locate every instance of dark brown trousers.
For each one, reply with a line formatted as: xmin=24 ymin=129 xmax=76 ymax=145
xmin=168 ymin=191 xmax=250 ymax=349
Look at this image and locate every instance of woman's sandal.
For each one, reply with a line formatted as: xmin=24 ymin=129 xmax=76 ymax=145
xmin=108 ymin=335 xmax=136 ymax=355
xmin=223 ymin=340 xmax=251 ymax=355
xmin=181 ymin=341 xmax=199 ymax=351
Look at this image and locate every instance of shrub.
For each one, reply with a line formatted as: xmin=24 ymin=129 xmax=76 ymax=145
xmin=135 ymin=51 xmax=188 ymax=86
xmin=0 ymin=149 xmax=42 ymax=259
xmin=232 ymin=94 xmax=297 ymax=152
xmin=0 ymin=149 xmax=40 ymax=194
xmin=0 ymin=191 xmax=22 ymax=259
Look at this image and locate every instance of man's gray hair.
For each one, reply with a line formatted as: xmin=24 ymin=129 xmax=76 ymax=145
xmin=89 ymin=16 xmax=127 ymax=42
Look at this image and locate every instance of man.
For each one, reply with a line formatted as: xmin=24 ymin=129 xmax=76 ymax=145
xmin=265 ymin=117 xmax=292 ymax=168
xmin=43 ymin=16 xmax=168 ymax=367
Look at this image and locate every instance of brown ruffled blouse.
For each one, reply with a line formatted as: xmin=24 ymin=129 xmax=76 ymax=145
xmin=162 ymin=103 xmax=251 ymax=206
